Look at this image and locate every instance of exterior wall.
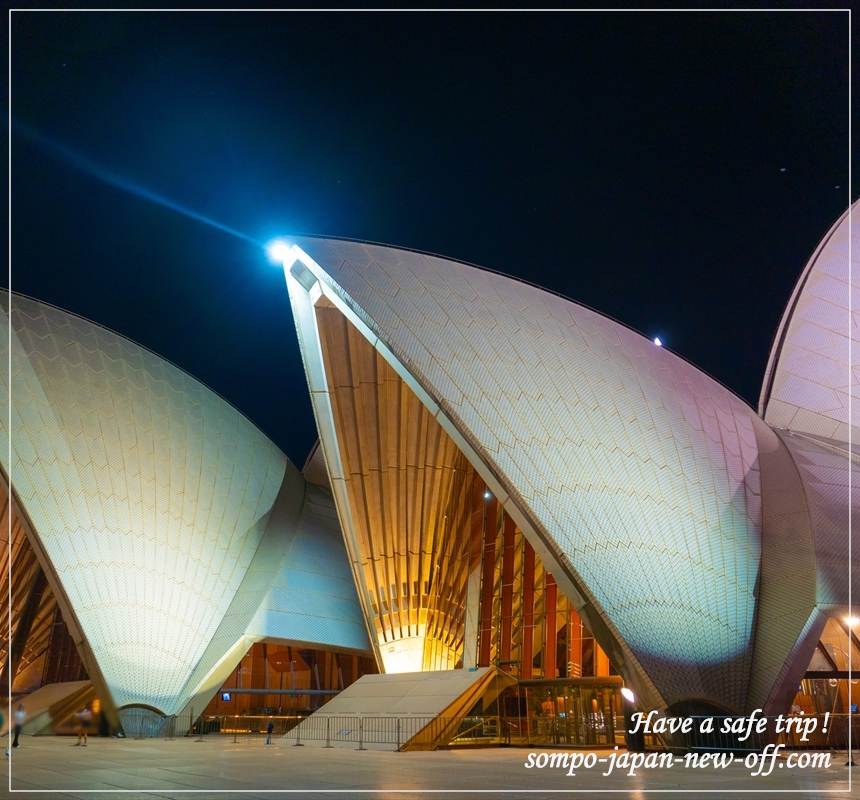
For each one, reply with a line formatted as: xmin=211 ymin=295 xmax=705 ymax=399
xmin=285 ymin=238 xmax=765 ymax=713
xmin=0 ymin=293 xmax=370 ymax=720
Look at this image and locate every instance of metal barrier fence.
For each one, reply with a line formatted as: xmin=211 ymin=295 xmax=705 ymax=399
xmin=289 ymin=715 xmax=434 ymax=749
xmin=288 ymin=713 xmax=626 ymax=749
xmin=117 ymin=709 xmax=859 ymax=755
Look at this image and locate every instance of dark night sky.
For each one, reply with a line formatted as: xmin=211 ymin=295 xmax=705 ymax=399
xmin=10 ymin=11 xmax=852 ymax=466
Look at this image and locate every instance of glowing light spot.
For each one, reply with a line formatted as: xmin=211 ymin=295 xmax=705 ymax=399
xmin=845 ymin=616 xmax=860 ymax=627
xmin=621 ymin=687 xmax=635 ymax=703
xmin=483 ymin=490 xmax=492 ymax=500
xmin=266 ymin=239 xmax=293 ymax=264
xmin=653 ymin=337 xmax=662 ymax=347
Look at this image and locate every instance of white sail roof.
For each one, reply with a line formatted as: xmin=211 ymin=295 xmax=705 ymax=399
xmin=289 ymin=237 xmax=766 ymax=710
xmin=1 ymin=293 xmax=368 ymax=716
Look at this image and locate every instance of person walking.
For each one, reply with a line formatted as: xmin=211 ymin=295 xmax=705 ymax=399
xmin=266 ymin=720 xmax=274 ymax=745
xmin=12 ymin=704 xmax=25 ymax=748
xmin=75 ymin=705 xmax=93 ymax=747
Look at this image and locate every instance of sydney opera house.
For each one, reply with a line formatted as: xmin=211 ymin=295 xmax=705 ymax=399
xmin=1 ymin=201 xmax=856 ymax=747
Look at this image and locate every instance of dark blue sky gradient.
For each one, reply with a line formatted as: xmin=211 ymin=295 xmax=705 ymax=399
xmin=10 ymin=11 xmax=852 ymax=465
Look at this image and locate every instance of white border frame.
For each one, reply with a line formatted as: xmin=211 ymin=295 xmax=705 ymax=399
xmin=6 ymin=7 xmax=852 ymax=796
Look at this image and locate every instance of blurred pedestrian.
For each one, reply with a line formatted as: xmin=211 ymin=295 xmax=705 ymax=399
xmin=12 ymin=704 xmax=25 ymax=748
xmin=266 ymin=720 xmax=274 ymax=745
xmin=75 ymin=705 xmax=93 ymax=747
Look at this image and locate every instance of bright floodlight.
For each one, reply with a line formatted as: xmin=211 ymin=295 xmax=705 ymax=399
xmin=620 ymin=687 xmax=635 ymax=703
xmin=483 ymin=490 xmax=492 ymax=500
xmin=653 ymin=337 xmax=662 ymax=347
xmin=845 ymin=615 xmax=860 ymax=627
xmin=266 ymin=239 xmax=292 ymax=264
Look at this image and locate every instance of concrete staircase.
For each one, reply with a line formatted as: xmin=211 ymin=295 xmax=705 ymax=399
xmin=285 ymin=667 xmax=515 ymax=750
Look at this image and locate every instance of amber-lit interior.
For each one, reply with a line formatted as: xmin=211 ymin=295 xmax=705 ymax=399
xmin=793 ymin=617 xmax=860 ymax=715
xmin=202 ymin=641 xmax=376 ymax=716
xmin=476 ymin=508 xmax=612 ymax=680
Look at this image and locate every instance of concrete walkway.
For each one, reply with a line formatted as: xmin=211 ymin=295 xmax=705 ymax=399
xmin=2 ymin=735 xmax=855 ymax=799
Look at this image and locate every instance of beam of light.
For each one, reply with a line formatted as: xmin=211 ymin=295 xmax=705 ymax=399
xmin=13 ymin=120 xmax=260 ymax=246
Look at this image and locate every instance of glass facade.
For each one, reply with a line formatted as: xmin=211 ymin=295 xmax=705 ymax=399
xmin=445 ymin=676 xmax=625 ymax=747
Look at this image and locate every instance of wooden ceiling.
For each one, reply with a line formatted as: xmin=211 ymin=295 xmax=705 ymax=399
xmin=316 ymin=303 xmax=482 ymax=670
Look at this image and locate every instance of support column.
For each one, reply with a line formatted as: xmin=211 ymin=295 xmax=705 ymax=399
xmin=569 ymin=607 xmax=583 ymax=678
xmin=462 ymin=567 xmax=482 ymax=668
xmin=499 ymin=515 xmax=515 ymax=665
xmin=521 ymin=542 xmax=535 ymax=679
xmin=462 ymin=482 xmax=485 ymax=669
xmin=545 ymin=573 xmax=558 ymax=679
xmin=477 ymin=497 xmax=498 ymax=667
xmin=595 ymin=642 xmax=611 ymax=677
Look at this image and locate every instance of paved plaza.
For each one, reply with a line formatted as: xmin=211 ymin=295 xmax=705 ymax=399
xmin=1 ymin=735 xmax=855 ymax=799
